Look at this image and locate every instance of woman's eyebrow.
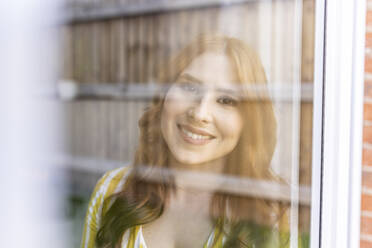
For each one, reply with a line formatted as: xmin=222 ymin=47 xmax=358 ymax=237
xmin=178 ymin=73 xmax=202 ymax=83
xmin=215 ymin=87 xmax=240 ymax=97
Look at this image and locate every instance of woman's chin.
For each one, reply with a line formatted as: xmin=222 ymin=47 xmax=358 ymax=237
xmin=173 ymin=155 xmax=205 ymax=166
xmin=170 ymin=152 xmax=226 ymax=171
xmin=169 ymin=151 xmax=210 ymax=167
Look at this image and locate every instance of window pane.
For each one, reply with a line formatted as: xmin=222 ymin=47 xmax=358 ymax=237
xmin=59 ymin=0 xmax=315 ymax=247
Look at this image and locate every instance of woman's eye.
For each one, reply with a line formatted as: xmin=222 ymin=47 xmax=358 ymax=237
xmin=179 ymin=82 xmax=199 ymax=93
xmin=217 ymin=96 xmax=238 ymax=106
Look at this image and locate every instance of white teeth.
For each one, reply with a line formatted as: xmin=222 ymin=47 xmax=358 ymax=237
xmin=181 ymin=127 xmax=212 ymax=140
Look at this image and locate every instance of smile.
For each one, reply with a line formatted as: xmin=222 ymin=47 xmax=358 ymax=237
xmin=177 ymin=124 xmax=215 ymax=145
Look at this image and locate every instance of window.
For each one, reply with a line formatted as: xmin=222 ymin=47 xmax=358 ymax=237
xmin=59 ymin=1 xmax=319 ymax=247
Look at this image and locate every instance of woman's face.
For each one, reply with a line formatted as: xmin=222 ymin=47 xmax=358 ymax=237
xmin=161 ymin=52 xmax=244 ymax=166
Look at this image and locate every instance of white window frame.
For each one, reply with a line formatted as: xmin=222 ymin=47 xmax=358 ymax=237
xmin=311 ymin=0 xmax=366 ymax=247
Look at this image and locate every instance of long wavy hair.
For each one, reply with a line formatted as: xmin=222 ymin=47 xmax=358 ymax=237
xmin=96 ymin=35 xmax=287 ymax=248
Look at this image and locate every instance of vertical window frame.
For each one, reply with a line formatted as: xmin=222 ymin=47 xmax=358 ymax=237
xmin=311 ymin=0 xmax=366 ymax=247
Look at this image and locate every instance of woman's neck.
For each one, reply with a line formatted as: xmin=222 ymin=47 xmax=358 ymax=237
xmin=168 ymin=155 xmax=226 ymax=195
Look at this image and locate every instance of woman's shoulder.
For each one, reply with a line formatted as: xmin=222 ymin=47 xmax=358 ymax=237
xmin=93 ymin=165 xmax=132 ymax=198
xmin=87 ymin=166 xmax=132 ymax=217
xmin=81 ymin=166 xmax=132 ymax=248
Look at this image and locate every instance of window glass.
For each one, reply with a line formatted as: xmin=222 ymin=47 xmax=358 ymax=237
xmin=59 ymin=0 xmax=315 ymax=247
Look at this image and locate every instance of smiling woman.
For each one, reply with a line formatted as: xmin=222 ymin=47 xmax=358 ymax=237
xmin=81 ymin=35 xmax=291 ymax=248
xmin=161 ymin=52 xmax=244 ymax=167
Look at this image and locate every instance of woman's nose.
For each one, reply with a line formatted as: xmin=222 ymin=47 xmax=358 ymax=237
xmin=187 ymin=93 xmax=213 ymax=124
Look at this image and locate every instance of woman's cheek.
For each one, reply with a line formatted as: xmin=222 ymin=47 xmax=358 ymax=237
xmin=171 ymin=92 xmax=193 ymax=110
xmin=218 ymin=110 xmax=243 ymax=140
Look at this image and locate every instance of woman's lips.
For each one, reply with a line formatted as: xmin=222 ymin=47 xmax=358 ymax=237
xmin=177 ymin=124 xmax=215 ymax=145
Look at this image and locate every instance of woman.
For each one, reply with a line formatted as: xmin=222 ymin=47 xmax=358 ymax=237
xmin=81 ymin=35 xmax=289 ymax=248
